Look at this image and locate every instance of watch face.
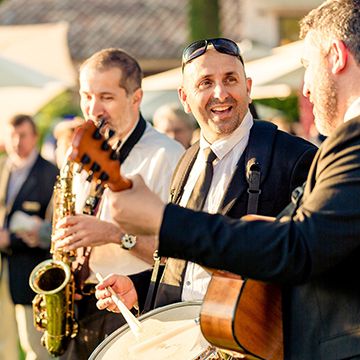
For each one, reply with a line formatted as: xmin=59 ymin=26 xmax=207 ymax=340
xmin=121 ymin=234 xmax=136 ymax=249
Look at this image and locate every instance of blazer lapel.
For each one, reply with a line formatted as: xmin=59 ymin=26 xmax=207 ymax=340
xmin=219 ymin=152 xmax=247 ymax=215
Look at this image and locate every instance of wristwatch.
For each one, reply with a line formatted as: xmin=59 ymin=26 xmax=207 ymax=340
xmin=120 ymin=233 xmax=137 ymax=250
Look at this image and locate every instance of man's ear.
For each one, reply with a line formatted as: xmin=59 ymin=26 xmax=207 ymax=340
xmin=178 ymin=87 xmax=191 ymax=113
xmin=132 ymin=88 xmax=143 ymax=106
xmin=329 ymin=40 xmax=348 ymax=74
xmin=246 ymin=77 xmax=253 ymax=103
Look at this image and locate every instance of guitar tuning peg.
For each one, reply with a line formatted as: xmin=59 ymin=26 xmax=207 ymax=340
xmin=81 ymin=154 xmax=91 ymax=165
xmin=99 ymin=171 xmax=109 ymax=182
xmin=89 ymin=162 xmax=101 ymax=174
xmin=97 ymin=117 xmax=106 ymax=129
xmin=86 ymin=172 xmax=94 ymax=182
xmin=110 ymin=149 xmax=118 ymax=160
xmin=95 ymin=182 xmax=105 ymax=193
xmin=92 ymin=128 xmax=102 ymax=140
xmin=110 ymin=140 xmax=122 ymax=160
xmin=101 ymin=140 xmax=110 ymax=151
xmin=76 ymin=164 xmax=84 ymax=173
xmin=107 ymin=129 xmax=115 ymax=139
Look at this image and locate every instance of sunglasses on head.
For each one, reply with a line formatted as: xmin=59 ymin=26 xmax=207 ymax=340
xmin=181 ymin=38 xmax=244 ymax=71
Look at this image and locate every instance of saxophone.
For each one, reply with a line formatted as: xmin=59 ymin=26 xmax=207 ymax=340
xmin=29 ymin=161 xmax=78 ymax=357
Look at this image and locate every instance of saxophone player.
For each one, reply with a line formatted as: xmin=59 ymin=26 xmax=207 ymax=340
xmin=52 ymin=48 xmax=184 ymax=360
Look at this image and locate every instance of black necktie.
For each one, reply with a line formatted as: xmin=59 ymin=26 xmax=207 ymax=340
xmin=186 ymin=147 xmax=217 ymax=210
xmin=157 ymin=148 xmax=217 ymax=305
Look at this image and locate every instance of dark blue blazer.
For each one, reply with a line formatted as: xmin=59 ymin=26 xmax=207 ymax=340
xmin=0 ymin=154 xmax=58 ymax=304
xmin=159 ymin=116 xmax=360 ymax=360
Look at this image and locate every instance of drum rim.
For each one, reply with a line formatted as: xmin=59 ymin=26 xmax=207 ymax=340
xmin=89 ymin=301 xmax=202 ymax=360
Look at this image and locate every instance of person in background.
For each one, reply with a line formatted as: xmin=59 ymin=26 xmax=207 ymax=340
xmin=0 ymin=114 xmax=58 ymax=360
xmin=96 ymin=1 xmax=360 ymax=359
xmin=153 ymin=103 xmax=196 ymax=149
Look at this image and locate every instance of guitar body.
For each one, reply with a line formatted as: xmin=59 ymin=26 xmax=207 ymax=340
xmin=200 ymin=272 xmax=283 ymax=360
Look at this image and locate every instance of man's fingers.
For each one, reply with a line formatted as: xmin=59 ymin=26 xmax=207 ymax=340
xmin=55 ymin=215 xmax=81 ymax=229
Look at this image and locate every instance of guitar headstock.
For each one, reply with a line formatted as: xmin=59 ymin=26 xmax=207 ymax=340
xmin=68 ymin=120 xmax=132 ymax=192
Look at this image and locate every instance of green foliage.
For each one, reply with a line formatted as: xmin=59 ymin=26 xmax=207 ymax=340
xmin=35 ymin=90 xmax=81 ymax=146
xmin=188 ymin=0 xmax=220 ymax=42
xmin=254 ymin=95 xmax=299 ymax=123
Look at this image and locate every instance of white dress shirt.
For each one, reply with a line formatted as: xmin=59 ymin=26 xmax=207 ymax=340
xmin=6 ymin=149 xmax=38 ymax=207
xmin=181 ymin=111 xmax=254 ymax=301
xmin=344 ymin=97 xmax=360 ymax=122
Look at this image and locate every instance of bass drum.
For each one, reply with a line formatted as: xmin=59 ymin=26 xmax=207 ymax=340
xmin=89 ymin=301 xmax=216 ymax=360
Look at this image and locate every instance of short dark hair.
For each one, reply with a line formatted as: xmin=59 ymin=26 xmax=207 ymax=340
xmin=300 ymin=0 xmax=360 ymax=64
xmin=80 ymin=48 xmax=143 ymax=94
xmin=9 ymin=114 xmax=37 ymax=135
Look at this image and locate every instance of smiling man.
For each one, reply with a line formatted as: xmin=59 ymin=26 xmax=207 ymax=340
xmin=96 ymin=38 xmax=316 ymax=314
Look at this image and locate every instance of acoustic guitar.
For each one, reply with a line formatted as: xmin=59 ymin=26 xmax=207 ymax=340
xmin=200 ymin=215 xmax=283 ymax=360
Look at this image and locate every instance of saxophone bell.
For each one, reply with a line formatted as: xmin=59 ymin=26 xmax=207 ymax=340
xmin=29 ymin=259 xmax=78 ymax=356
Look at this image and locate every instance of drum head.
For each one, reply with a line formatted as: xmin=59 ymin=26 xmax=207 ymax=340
xmin=89 ymin=301 xmax=210 ymax=360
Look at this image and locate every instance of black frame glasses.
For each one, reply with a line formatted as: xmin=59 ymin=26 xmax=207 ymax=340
xmin=182 ymin=38 xmax=244 ymax=71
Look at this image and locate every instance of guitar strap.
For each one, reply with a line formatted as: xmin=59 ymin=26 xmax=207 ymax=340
xmin=246 ymin=158 xmax=261 ymax=214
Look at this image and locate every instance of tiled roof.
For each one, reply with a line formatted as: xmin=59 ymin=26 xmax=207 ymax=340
xmin=0 ymin=0 xmax=242 ymax=70
xmin=0 ymin=0 xmax=187 ymax=63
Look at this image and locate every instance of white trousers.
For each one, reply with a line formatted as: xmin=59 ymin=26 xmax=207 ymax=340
xmin=0 ymin=258 xmax=19 ymax=360
xmin=15 ymin=304 xmax=53 ymax=360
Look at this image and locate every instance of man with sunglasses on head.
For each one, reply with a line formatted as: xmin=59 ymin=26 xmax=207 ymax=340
xmin=95 ymin=38 xmax=316 ymax=314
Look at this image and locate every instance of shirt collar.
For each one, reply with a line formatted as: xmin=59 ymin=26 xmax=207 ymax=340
xmin=199 ymin=110 xmax=254 ymax=160
xmin=344 ymin=97 xmax=360 ymax=122
xmin=7 ymin=149 xmax=38 ymax=171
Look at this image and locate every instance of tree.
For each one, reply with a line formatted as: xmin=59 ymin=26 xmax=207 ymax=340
xmin=188 ymin=0 xmax=221 ymax=41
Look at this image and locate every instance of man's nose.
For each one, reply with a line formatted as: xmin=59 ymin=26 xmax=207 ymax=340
xmin=12 ymin=135 xmax=20 ymax=147
xmin=213 ymin=83 xmax=228 ymax=101
xmin=88 ymin=98 xmax=104 ymax=118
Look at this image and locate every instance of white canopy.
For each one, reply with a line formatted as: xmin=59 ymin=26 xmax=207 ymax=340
xmin=0 ymin=22 xmax=76 ymax=143
xmin=142 ymin=40 xmax=304 ymax=99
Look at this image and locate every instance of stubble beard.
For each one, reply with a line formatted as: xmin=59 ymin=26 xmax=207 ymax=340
xmin=313 ymin=66 xmax=339 ymax=136
xmin=206 ymin=98 xmax=246 ymax=138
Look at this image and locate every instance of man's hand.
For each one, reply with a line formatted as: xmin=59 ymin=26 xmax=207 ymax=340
xmin=0 ymin=229 xmax=10 ymax=248
xmin=95 ymin=273 xmax=138 ymax=312
xmin=109 ymin=175 xmax=166 ymax=236
xmin=53 ymin=214 xmax=121 ymax=251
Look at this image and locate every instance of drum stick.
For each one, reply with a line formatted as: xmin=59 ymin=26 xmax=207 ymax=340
xmin=129 ymin=318 xmax=199 ymax=354
xmin=95 ymin=273 xmax=142 ymax=337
